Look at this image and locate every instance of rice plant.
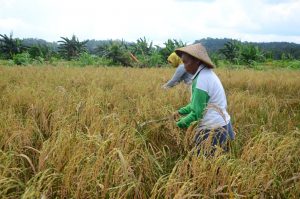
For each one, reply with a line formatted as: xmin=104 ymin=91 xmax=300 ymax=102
xmin=0 ymin=65 xmax=299 ymax=198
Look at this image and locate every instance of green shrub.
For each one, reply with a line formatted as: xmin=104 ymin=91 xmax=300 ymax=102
xmin=0 ymin=59 xmax=14 ymax=66
xmin=73 ymin=53 xmax=114 ymax=67
xmin=78 ymin=52 xmax=96 ymax=66
xmin=148 ymin=51 xmax=164 ymax=67
xmin=268 ymin=60 xmax=300 ymax=69
xmin=286 ymin=60 xmax=300 ymax=69
xmin=96 ymin=57 xmax=112 ymax=66
xmin=136 ymin=51 xmax=164 ymax=67
xmin=31 ymin=56 xmax=45 ymax=65
xmin=13 ymin=52 xmax=31 ymax=65
xmin=97 ymin=41 xmax=132 ymax=66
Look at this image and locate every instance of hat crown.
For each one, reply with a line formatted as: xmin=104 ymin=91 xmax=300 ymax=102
xmin=175 ymin=43 xmax=215 ymax=68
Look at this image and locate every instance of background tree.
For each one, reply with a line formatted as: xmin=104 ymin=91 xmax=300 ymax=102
xmin=28 ymin=44 xmax=56 ymax=61
xmin=240 ymin=44 xmax=265 ymax=65
xmin=159 ymin=39 xmax=186 ymax=62
xmin=219 ymin=40 xmax=242 ymax=64
xmin=131 ymin=37 xmax=156 ymax=67
xmin=96 ymin=40 xmax=132 ymax=66
xmin=0 ymin=33 xmax=27 ymax=59
xmin=132 ymin=37 xmax=153 ymax=56
xmin=58 ymin=35 xmax=88 ymax=60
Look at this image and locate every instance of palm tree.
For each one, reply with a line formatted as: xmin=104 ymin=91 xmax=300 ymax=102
xmin=219 ymin=40 xmax=242 ymax=64
xmin=0 ymin=33 xmax=27 ymax=59
xmin=58 ymin=35 xmax=88 ymax=60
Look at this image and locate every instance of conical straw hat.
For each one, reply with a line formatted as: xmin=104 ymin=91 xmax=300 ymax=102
xmin=175 ymin=43 xmax=215 ymax=68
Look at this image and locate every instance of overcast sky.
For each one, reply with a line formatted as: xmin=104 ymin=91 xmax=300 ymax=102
xmin=0 ymin=0 xmax=300 ymax=45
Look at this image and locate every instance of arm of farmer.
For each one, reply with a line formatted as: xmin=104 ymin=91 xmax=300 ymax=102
xmin=163 ymin=65 xmax=185 ymax=88
xmin=178 ymin=103 xmax=192 ymax=115
xmin=176 ymin=88 xmax=209 ymax=129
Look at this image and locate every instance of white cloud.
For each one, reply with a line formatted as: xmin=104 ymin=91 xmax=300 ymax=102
xmin=0 ymin=0 xmax=299 ymax=44
xmin=0 ymin=18 xmax=27 ymax=30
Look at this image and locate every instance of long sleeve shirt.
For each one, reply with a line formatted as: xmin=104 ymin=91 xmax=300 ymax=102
xmin=176 ymin=65 xmax=231 ymax=129
xmin=163 ymin=64 xmax=193 ymax=88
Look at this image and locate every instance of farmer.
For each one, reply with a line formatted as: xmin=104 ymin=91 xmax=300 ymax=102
xmin=173 ymin=43 xmax=235 ymax=155
xmin=162 ymin=52 xmax=193 ymax=89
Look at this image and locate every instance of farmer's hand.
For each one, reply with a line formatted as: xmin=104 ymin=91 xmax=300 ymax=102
xmin=161 ymin=84 xmax=169 ymax=90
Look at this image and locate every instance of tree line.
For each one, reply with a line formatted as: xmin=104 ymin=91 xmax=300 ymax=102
xmin=1 ymin=33 xmax=300 ymax=67
xmin=198 ymin=38 xmax=300 ymax=60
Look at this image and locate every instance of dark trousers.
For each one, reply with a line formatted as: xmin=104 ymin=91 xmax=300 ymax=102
xmin=194 ymin=121 xmax=235 ymax=156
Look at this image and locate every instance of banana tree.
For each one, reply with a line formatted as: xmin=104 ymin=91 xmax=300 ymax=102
xmin=219 ymin=40 xmax=242 ymax=64
xmin=96 ymin=40 xmax=132 ymax=66
xmin=129 ymin=37 xmax=153 ymax=57
xmin=241 ymin=44 xmax=265 ymax=65
xmin=159 ymin=39 xmax=186 ymax=62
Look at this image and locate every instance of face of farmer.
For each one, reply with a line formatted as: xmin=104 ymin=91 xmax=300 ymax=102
xmin=181 ymin=53 xmax=201 ymax=74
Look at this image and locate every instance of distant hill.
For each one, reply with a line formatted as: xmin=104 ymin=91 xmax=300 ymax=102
xmin=22 ymin=38 xmax=59 ymax=51
xmin=195 ymin=38 xmax=300 ymax=59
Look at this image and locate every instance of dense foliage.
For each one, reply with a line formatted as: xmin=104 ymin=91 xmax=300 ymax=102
xmin=0 ymin=33 xmax=27 ymax=59
xmin=1 ymin=34 xmax=300 ymax=68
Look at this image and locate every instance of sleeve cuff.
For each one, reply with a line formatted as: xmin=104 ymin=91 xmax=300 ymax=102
xmin=176 ymin=120 xmax=188 ymax=129
xmin=178 ymin=109 xmax=185 ymax=115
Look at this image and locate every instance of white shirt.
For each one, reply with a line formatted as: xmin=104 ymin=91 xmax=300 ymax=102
xmin=194 ymin=65 xmax=231 ymax=128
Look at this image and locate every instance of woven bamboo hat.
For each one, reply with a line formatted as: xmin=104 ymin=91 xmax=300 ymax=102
xmin=175 ymin=43 xmax=215 ymax=68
